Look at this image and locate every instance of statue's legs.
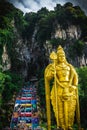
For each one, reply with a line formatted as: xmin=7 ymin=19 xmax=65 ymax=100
xmin=58 ymin=97 xmax=65 ymax=129
xmin=51 ymin=87 xmax=77 ymax=130
xmin=68 ymin=96 xmax=76 ymax=129
xmin=51 ymin=86 xmax=65 ymax=129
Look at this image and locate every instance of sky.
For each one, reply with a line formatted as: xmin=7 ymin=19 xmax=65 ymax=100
xmin=7 ymin=0 xmax=87 ymax=15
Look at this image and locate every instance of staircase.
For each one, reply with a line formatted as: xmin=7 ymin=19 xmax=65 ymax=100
xmin=10 ymin=82 xmax=42 ymax=130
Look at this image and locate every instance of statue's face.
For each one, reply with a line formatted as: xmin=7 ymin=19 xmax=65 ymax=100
xmin=58 ymin=53 xmax=66 ymax=63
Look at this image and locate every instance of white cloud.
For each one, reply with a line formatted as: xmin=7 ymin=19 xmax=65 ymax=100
xmin=8 ymin=0 xmax=31 ymax=13
xmin=8 ymin=0 xmax=67 ymax=14
xmin=22 ymin=0 xmax=41 ymax=11
xmin=21 ymin=0 xmax=57 ymax=13
xmin=8 ymin=0 xmax=87 ymax=15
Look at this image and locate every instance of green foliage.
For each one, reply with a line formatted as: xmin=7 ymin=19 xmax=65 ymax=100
xmin=50 ymin=38 xmax=66 ymax=48
xmin=0 ymin=28 xmax=15 ymax=64
xmin=23 ymin=12 xmax=37 ymax=39
xmin=0 ymin=44 xmax=3 ymax=64
xmin=77 ymin=67 xmax=87 ymax=128
xmin=74 ymin=40 xmax=85 ymax=56
xmin=0 ymin=1 xmax=15 ymax=28
xmin=0 ymin=70 xmax=22 ymax=105
xmin=36 ymin=10 xmax=56 ymax=42
xmin=68 ymin=40 xmax=85 ymax=60
xmin=38 ymin=78 xmax=45 ymax=102
xmin=54 ymin=2 xmax=86 ymax=29
xmin=64 ymin=5 xmax=85 ymax=22
xmin=0 ymin=69 xmax=23 ymax=128
xmin=64 ymin=2 xmax=73 ymax=8
xmin=14 ymin=10 xmax=28 ymax=36
xmin=38 ymin=69 xmax=45 ymax=107
xmin=37 ymin=7 xmax=49 ymax=19
xmin=2 ymin=72 xmax=22 ymax=102
xmin=37 ymin=17 xmax=51 ymax=42
xmin=0 ymin=72 xmax=7 ymax=104
xmin=74 ymin=6 xmax=86 ymax=19
xmin=77 ymin=67 xmax=87 ymax=96
xmin=80 ymin=17 xmax=87 ymax=40
xmin=0 ymin=29 xmax=14 ymax=44
xmin=54 ymin=4 xmax=62 ymax=11
xmin=0 ymin=1 xmax=17 ymax=63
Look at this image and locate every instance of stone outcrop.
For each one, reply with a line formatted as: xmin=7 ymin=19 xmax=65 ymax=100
xmin=9 ymin=20 xmax=87 ymax=80
xmin=2 ymin=45 xmax=11 ymax=71
xmin=53 ymin=24 xmax=81 ymax=40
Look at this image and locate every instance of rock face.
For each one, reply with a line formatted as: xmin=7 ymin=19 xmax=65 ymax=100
xmin=51 ymin=23 xmax=87 ymax=67
xmin=2 ymin=45 xmax=11 ymax=71
xmin=53 ymin=24 xmax=81 ymax=40
xmin=1 ymin=1 xmax=87 ymax=80
xmin=10 ymin=20 xmax=87 ymax=80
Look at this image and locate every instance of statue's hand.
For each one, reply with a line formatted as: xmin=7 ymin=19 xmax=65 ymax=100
xmin=48 ymin=65 xmax=56 ymax=76
xmin=45 ymin=64 xmax=54 ymax=80
xmin=62 ymin=94 xmax=69 ymax=100
xmin=69 ymin=85 xmax=77 ymax=92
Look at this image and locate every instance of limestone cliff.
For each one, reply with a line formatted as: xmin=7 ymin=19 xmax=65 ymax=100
xmin=9 ymin=21 xmax=87 ymax=80
xmin=1 ymin=1 xmax=87 ymax=80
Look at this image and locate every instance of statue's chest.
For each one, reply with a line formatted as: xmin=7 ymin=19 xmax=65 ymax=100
xmin=56 ymin=65 xmax=70 ymax=81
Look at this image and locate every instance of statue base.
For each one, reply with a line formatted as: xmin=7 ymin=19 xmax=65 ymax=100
xmin=53 ymin=127 xmax=84 ymax=130
xmin=53 ymin=128 xmax=64 ymax=130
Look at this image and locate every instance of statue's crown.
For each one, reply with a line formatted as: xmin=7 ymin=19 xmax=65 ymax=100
xmin=57 ymin=45 xmax=65 ymax=55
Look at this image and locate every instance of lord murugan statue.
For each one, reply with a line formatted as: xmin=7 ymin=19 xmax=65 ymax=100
xmin=44 ymin=45 xmax=81 ymax=130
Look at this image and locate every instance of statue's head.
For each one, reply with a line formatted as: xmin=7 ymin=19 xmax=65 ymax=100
xmin=57 ymin=45 xmax=65 ymax=55
xmin=57 ymin=45 xmax=66 ymax=63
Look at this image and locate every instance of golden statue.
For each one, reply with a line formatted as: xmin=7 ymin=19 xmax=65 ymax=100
xmin=44 ymin=45 xmax=81 ymax=130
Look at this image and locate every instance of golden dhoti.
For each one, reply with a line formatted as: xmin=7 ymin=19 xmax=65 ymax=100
xmin=50 ymin=83 xmax=77 ymax=129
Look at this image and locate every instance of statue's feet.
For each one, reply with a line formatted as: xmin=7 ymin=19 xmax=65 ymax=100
xmin=54 ymin=127 xmax=64 ymax=130
xmin=68 ymin=127 xmax=73 ymax=130
xmin=54 ymin=128 xmax=64 ymax=130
